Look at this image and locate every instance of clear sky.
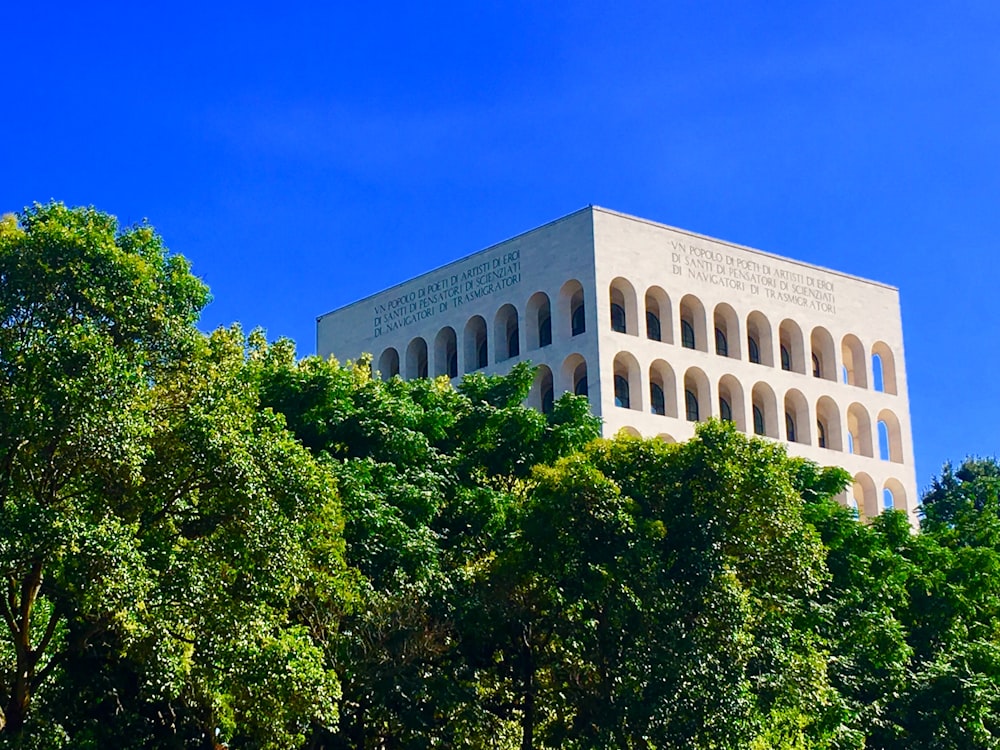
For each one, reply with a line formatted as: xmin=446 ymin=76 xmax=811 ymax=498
xmin=4 ymin=1 xmax=999 ymax=492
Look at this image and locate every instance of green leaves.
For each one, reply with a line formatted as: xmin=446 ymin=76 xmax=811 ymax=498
xmin=0 ymin=205 xmax=350 ymax=747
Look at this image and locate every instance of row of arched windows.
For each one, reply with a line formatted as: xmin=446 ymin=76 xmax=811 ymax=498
xmin=849 ymin=473 xmax=908 ymax=518
xmin=376 ymin=281 xmax=588 ymax=381
xmin=610 ymin=430 xmax=908 ymax=518
xmin=374 ymin=277 xmax=901 ymax=402
xmin=608 ymin=353 xmax=904 ymax=461
xmin=608 ymin=278 xmax=899 ymax=394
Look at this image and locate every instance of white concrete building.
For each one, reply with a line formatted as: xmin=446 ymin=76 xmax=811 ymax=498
xmin=317 ymin=206 xmax=916 ymax=520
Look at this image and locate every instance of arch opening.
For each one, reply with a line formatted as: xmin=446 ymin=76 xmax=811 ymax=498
xmin=433 ymin=327 xmax=458 ymax=378
xmin=718 ymin=374 xmax=747 ymax=432
xmin=779 ymin=319 xmax=806 ymax=374
xmin=751 ymin=382 xmax=779 ymax=438
xmin=405 ymin=337 xmax=429 ymax=379
xmin=378 ymin=347 xmax=400 ymax=380
xmin=714 ymin=303 xmax=741 ymax=360
xmin=680 ymin=295 xmax=708 ymax=352
xmin=464 ymin=316 xmax=489 ymax=373
xmin=645 ymin=287 xmax=674 ymax=344
xmin=871 ymin=341 xmax=898 ymax=394
xmin=847 ymin=402 xmax=874 ymax=457
xmin=494 ymin=304 xmax=520 ymax=362
xmin=525 ymin=292 xmax=552 ymax=350
xmin=649 ymin=360 xmax=679 ymax=418
xmin=783 ymin=389 xmax=811 ymax=444
xmin=842 ymin=334 xmax=868 ymax=388
xmin=746 ymin=311 xmax=774 ymax=366
xmin=609 ymin=277 xmax=639 ymax=336
xmin=613 ymin=352 xmax=642 ymax=411
xmin=684 ymin=367 xmax=711 ymax=423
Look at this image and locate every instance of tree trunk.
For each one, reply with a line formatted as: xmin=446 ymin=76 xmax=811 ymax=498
xmin=1 ymin=564 xmax=45 ymax=737
xmin=520 ymin=626 xmax=535 ymax=750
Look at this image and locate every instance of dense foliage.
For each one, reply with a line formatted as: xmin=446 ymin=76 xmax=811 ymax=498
xmin=2 ymin=204 xmax=1000 ymax=748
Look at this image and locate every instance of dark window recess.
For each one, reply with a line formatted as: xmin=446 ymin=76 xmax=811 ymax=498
xmin=646 ymin=312 xmax=661 ymax=341
xmin=719 ymin=397 xmax=732 ymax=422
xmin=611 ymin=303 xmax=627 ymax=333
xmin=685 ymin=389 xmax=699 ymax=422
xmin=614 ymin=374 xmax=630 ymax=408
xmin=682 ymin=320 xmax=696 ymax=349
xmin=572 ymin=304 xmax=586 ymax=336
xmin=715 ymin=328 xmax=728 ymax=356
xmin=650 ymin=383 xmax=665 ymax=415
xmin=539 ymin=315 xmax=552 ymax=347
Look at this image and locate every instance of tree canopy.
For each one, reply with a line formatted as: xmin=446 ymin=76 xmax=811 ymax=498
xmin=3 ymin=203 xmax=1000 ymax=749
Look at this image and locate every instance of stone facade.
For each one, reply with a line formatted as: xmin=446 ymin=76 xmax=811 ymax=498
xmin=317 ymin=206 xmax=916 ymax=520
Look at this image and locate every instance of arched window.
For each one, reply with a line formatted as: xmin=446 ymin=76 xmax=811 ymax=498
xmin=842 ymin=335 xmax=868 ymax=387
xmin=811 ymin=327 xmax=836 ymax=381
xmin=563 ymin=356 xmax=589 ymax=402
xmin=682 ymin=320 xmax=696 ymax=350
xmin=685 ymin=389 xmax=699 ymax=422
xmin=718 ymin=376 xmax=745 ymax=432
xmin=748 ymin=336 xmax=760 ymax=364
xmin=465 ymin=316 xmax=489 ymax=373
xmin=878 ymin=420 xmax=891 ymax=461
xmin=539 ymin=313 xmax=552 ymax=347
xmin=532 ymin=366 xmax=555 ymax=416
xmin=650 ymin=360 xmax=678 ymax=418
xmin=780 ymin=345 xmax=791 ymax=371
xmin=378 ymin=348 xmax=400 ymax=380
xmin=715 ymin=328 xmax=728 ymax=356
xmin=611 ymin=303 xmax=627 ymax=333
xmin=753 ymin=405 xmax=765 ymax=436
xmin=645 ymin=288 xmax=673 ymax=344
xmin=614 ymin=374 xmax=630 ymax=408
xmin=647 ymin=311 xmax=661 ymax=341
xmin=526 ymin=292 xmax=552 ymax=351
xmin=883 ymin=488 xmax=894 ymax=512
xmin=406 ymin=338 xmax=428 ymax=380
xmin=872 ymin=342 xmax=897 ymax=394
xmin=572 ymin=302 xmax=586 ymax=336
xmin=650 ymin=383 xmax=665 ymax=415
xmin=719 ymin=396 xmax=732 ymax=422
xmin=785 ymin=412 xmax=796 ymax=443
xmin=817 ymin=420 xmax=827 ymax=449
xmin=434 ymin=328 xmax=458 ymax=378
xmin=495 ymin=304 xmax=519 ymax=362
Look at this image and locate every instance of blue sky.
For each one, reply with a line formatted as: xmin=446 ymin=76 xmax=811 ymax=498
xmin=4 ymin=1 xmax=999 ymax=491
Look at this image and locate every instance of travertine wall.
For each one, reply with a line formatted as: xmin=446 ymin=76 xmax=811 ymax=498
xmin=317 ymin=206 xmax=917 ymax=521
xmin=591 ymin=208 xmax=915 ymax=521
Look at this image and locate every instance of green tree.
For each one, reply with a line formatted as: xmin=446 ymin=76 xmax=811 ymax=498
xmin=253 ymin=350 xmax=600 ymax=748
xmin=487 ymin=422 xmax=845 ymax=749
xmin=0 ymin=205 xmax=350 ymax=748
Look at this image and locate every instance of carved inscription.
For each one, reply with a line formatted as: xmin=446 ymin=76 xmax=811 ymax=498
xmin=372 ymin=249 xmax=521 ymax=338
xmin=669 ymin=240 xmax=837 ymax=314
